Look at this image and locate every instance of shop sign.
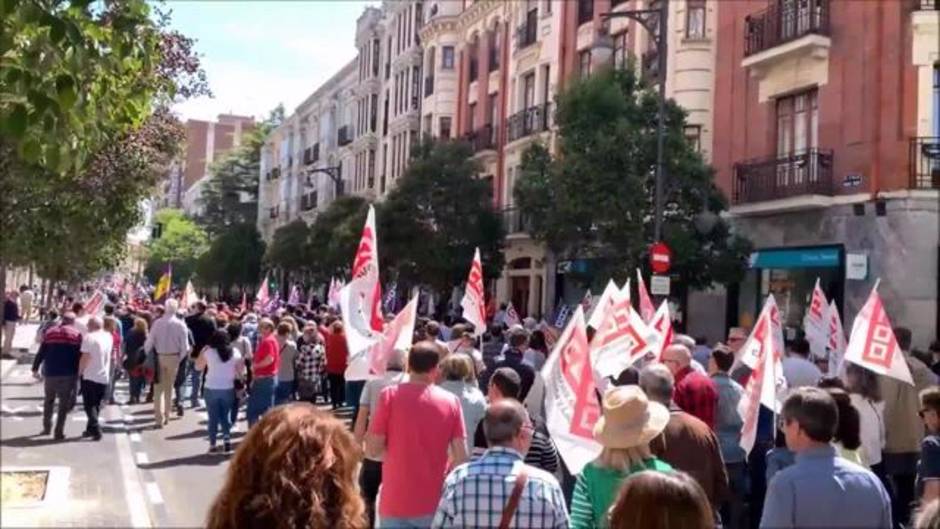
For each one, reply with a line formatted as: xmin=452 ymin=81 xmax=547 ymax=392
xmin=749 ymin=247 xmax=841 ymax=269
xmin=846 ymin=253 xmax=868 ymax=281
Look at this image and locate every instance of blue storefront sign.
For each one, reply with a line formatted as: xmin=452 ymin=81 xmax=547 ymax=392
xmin=748 ymin=247 xmax=842 ymax=269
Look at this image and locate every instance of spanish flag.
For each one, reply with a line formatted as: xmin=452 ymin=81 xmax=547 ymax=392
xmin=153 ymin=265 xmax=172 ymax=302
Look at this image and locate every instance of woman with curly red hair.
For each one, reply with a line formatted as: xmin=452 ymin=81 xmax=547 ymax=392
xmin=206 ymin=403 xmax=367 ymax=529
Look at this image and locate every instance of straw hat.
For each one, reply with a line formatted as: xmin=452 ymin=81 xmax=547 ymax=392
xmin=593 ymin=386 xmax=670 ymax=449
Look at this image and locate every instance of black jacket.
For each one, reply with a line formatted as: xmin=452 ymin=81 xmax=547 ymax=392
xmin=185 ymin=312 xmax=216 ymax=357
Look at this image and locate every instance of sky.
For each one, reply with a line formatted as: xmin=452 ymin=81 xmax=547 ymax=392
xmin=166 ymin=1 xmax=379 ymax=122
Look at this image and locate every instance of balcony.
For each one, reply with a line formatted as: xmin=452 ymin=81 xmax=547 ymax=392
xmin=300 ymin=192 xmax=318 ymax=211
xmin=502 ymin=207 xmax=532 ymax=235
xmin=733 ymin=149 xmax=834 ymax=205
xmin=515 ymin=13 xmax=538 ymax=50
xmin=506 ymin=103 xmax=552 ymax=143
xmin=312 ymin=143 xmax=320 ymax=163
xmin=917 ymin=0 xmax=939 ymax=9
xmin=911 ymin=137 xmax=940 ymax=189
xmin=744 ymin=0 xmax=830 ymax=57
xmin=337 ymin=126 xmax=352 ymax=147
xmin=464 ymin=124 xmax=496 ymax=153
xmin=424 ymin=76 xmax=434 ymax=97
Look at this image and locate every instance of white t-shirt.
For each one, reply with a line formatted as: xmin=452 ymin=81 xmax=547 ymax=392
xmin=74 ymin=316 xmax=89 ymax=336
xmin=782 ymin=356 xmax=823 ymax=388
xmin=204 ymin=347 xmax=242 ymax=390
xmin=81 ymin=330 xmax=113 ymax=384
xmin=850 ymin=393 xmax=886 ymax=467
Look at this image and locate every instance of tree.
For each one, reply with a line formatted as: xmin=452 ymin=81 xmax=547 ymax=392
xmin=515 ymin=67 xmax=750 ymax=290
xmin=195 ymin=223 xmax=265 ymax=297
xmin=379 ymin=138 xmax=505 ymax=293
xmin=145 ymin=209 xmax=209 ymax=285
xmin=264 ymin=219 xmax=312 ymax=278
xmin=308 ymin=195 xmax=370 ymax=282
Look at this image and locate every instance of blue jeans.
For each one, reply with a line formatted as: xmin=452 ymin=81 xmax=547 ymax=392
xmin=204 ymin=388 xmax=234 ymax=446
xmin=275 ymin=379 xmax=295 ymax=405
xmin=346 ymin=379 xmax=366 ymax=422
xmin=380 ymin=516 xmax=434 ymax=528
xmin=247 ymin=377 xmax=277 ymax=426
xmin=189 ymin=361 xmax=201 ymax=407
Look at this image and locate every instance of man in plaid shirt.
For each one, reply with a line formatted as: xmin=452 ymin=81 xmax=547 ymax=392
xmin=432 ymin=400 xmax=569 ymax=529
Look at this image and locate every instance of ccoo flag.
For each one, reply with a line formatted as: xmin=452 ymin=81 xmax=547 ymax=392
xmin=738 ymin=295 xmax=787 ymax=455
xmin=826 ymin=300 xmax=847 ymax=376
xmin=340 ymin=205 xmax=384 ymax=379
xmin=803 ymin=278 xmax=829 ymax=360
xmin=844 ymin=281 xmax=912 ymax=385
xmin=636 ymin=270 xmax=656 ymax=324
xmin=459 ymin=248 xmax=487 ymax=336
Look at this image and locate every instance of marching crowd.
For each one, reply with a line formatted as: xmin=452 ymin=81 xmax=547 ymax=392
xmin=7 ymin=284 xmax=940 ymax=529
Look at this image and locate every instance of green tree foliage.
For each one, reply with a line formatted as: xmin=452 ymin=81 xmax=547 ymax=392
xmin=195 ymin=223 xmax=265 ymax=295
xmin=264 ymin=219 xmax=311 ymax=277
xmin=379 ymin=138 xmax=505 ymax=293
xmin=145 ymin=209 xmax=209 ymax=285
xmin=308 ymin=196 xmax=369 ymax=281
xmin=515 ymin=67 xmax=750 ymax=289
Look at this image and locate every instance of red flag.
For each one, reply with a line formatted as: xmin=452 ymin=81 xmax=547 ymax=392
xmin=844 ymin=282 xmax=912 ymax=385
xmin=256 ymin=274 xmax=270 ymax=309
xmin=460 ymin=248 xmax=486 ymax=336
xmin=586 ymin=280 xmax=619 ymax=330
xmin=803 ymin=278 xmax=829 ymax=359
xmin=826 ymin=300 xmax=846 ymax=376
xmin=239 ymin=292 xmax=247 ymax=314
xmin=738 ymin=295 xmax=787 ymax=455
xmin=636 ymin=269 xmax=656 ymax=323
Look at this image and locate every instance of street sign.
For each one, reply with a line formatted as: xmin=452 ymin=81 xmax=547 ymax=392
xmin=650 ymin=275 xmax=671 ymax=296
xmin=842 ymin=173 xmax=863 ymax=188
xmin=846 ymin=253 xmax=868 ymax=281
xmin=649 ymin=242 xmax=672 ymax=274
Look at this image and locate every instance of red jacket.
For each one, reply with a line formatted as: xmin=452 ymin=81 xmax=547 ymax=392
xmin=324 ymin=330 xmax=348 ymax=375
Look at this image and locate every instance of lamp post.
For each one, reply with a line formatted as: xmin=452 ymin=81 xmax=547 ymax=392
xmin=596 ymin=1 xmax=669 ymax=243
xmin=304 ymin=166 xmax=344 ymax=198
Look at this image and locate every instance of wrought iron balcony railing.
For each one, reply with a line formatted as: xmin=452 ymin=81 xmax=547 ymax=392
xmin=744 ymin=0 xmax=830 ymax=57
xmin=911 ymin=137 xmax=940 ymax=189
xmin=733 ymin=148 xmax=834 ymax=204
xmin=506 ymin=103 xmax=552 ymax=143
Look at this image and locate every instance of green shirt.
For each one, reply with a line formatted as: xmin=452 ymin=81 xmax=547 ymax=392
xmin=570 ymin=458 xmax=673 ymax=529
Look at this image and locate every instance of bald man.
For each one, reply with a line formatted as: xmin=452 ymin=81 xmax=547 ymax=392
xmin=661 ymin=344 xmax=718 ymax=429
xmin=78 ymin=316 xmax=114 ymax=441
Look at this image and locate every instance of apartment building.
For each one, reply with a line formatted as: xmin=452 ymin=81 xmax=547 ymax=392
xmin=706 ymin=0 xmax=939 ymax=347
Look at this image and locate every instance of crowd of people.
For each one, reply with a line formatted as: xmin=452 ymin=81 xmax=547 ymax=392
xmin=9 ymin=283 xmax=940 ymax=529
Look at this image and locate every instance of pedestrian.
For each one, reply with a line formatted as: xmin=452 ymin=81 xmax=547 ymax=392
xmin=196 ymin=329 xmax=244 ymax=454
xmin=31 ymin=311 xmax=82 ymax=440
xmin=661 ymin=344 xmax=718 ymax=429
xmin=482 ymin=327 xmax=536 ymax=401
xmin=325 ymin=320 xmax=348 ymax=409
xmin=692 ymin=336 xmax=712 ymax=371
xmin=824 ymin=387 xmax=866 ymax=466
xmin=448 ymin=323 xmax=485 ymax=376
xmin=124 ymin=317 xmax=149 ymax=404
xmin=103 ymin=316 xmax=123 ymax=404
xmin=365 ymin=341 xmax=468 ymax=528
xmin=19 ymin=285 xmax=34 ymax=322
xmin=708 ymin=345 xmax=746 ymax=529
xmin=353 ymin=348 xmax=408 ymax=528
xmin=760 ymin=387 xmax=892 ymax=529
xmin=524 ymin=330 xmax=548 ymax=372
xmin=78 ymin=316 xmax=113 ymax=441
xmin=226 ymin=321 xmax=251 ymax=424
xmin=641 ymin=363 xmax=729 ymax=514
xmin=3 ymin=290 xmax=20 ymax=358
xmin=206 ymin=403 xmax=367 ymax=529
xmin=845 ymin=363 xmax=886 ymax=480
xmin=608 ymin=471 xmax=714 ymax=529
xmin=432 ymin=399 xmax=569 ymax=529
xmin=481 ymin=323 xmax=506 ymax=377
xmin=914 ymin=499 xmax=940 ymax=529
xmin=918 ymin=386 xmax=940 ymax=504
xmin=246 ymin=318 xmax=278 ymax=427
xmin=274 ymin=321 xmax=298 ymax=405
xmin=439 ymin=354 xmax=487 ymax=454
xmin=782 ymin=338 xmax=822 ymax=389
xmin=570 ymin=385 xmax=672 ymax=529
xmin=881 ymin=327 xmax=937 ymax=527
xmin=295 ymin=322 xmax=326 ymax=404
xmin=144 ymin=299 xmax=191 ymax=428
xmin=185 ymin=301 xmax=217 ymax=410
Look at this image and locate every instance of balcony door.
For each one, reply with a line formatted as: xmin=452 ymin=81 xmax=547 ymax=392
xmin=779 ymin=0 xmax=822 ymax=40
xmin=776 ymin=88 xmax=818 ymax=186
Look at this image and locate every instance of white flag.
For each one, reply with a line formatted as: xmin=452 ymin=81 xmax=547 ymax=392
xmin=459 ymin=248 xmax=486 ymax=336
xmin=181 ymin=280 xmax=197 ymax=310
xmin=826 ymin=300 xmax=847 ymax=377
xmin=803 ymin=278 xmax=829 ymax=360
xmin=340 ymin=205 xmax=384 ymax=379
xmin=589 ymin=290 xmax=658 ymax=391
xmin=738 ymin=295 xmax=787 ymax=455
xmin=505 ymin=302 xmax=521 ymax=327
xmin=844 ymin=283 xmax=912 ymax=385
xmin=358 ymin=295 xmax=418 ymax=378
xmin=586 ymin=279 xmax=620 ymax=330
xmin=636 ymin=270 xmax=655 ymax=323
xmin=649 ymin=301 xmax=673 ymax=362
xmin=541 ymin=306 xmax=602 ymax=474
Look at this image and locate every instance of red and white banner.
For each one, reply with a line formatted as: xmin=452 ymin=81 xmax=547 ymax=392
xmin=539 ymin=319 xmax=561 ymax=350
xmin=636 ymin=270 xmax=656 ymax=323
xmin=328 ymin=278 xmax=343 ymax=309
xmin=256 ymin=275 xmax=270 ymax=310
xmin=803 ymin=278 xmax=829 ymax=360
xmin=84 ymin=290 xmax=106 ymax=316
xmin=363 ymin=295 xmax=418 ymax=377
xmin=586 ymin=279 xmax=620 ymax=330
xmin=844 ymin=283 xmax=912 ymax=385
xmin=580 ymin=289 xmax=594 ymax=316
xmin=650 ymin=301 xmax=673 ymax=362
xmin=340 ymin=205 xmax=385 ymax=379
xmin=589 ymin=292 xmax=658 ymax=391
xmin=541 ymin=306 xmax=602 ymax=474
xmin=459 ymin=248 xmax=487 ymax=336
xmin=180 ymin=280 xmax=197 ymax=309
xmin=738 ymin=295 xmax=788 ymax=455
xmin=239 ymin=292 xmax=247 ymax=314
xmin=287 ymin=284 xmax=300 ymax=305
xmin=505 ymin=302 xmax=521 ymax=327
xmin=826 ymin=300 xmax=847 ymax=377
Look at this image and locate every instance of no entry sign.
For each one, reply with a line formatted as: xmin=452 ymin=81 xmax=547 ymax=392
xmin=649 ymin=242 xmax=672 ymax=274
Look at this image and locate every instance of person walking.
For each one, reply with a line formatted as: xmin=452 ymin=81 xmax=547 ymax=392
xmin=439 ymin=354 xmax=487 ymax=454
xmin=3 ymin=290 xmax=20 ymax=358
xmin=845 ymin=363 xmax=886 ymax=480
xmin=295 ymin=323 xmax=326 ymax=404
xmin=246 ymin=318 xmax=279 ymax=427
xmin=185 ymin=301 xmax=217 ymax=410
xmin=661 ymin=344 xmax=718 ymax=429
xmin=274 ymin=322 xmax=298 ymax=405
xmin=481 ymin=327 xmax=536 ymax=401
xmin=124 ymin=317 xmax=149 ymax=404
xmin=608 ymin=471 xmax=714 ymax=529
xmin=760 ymin=387 xmax=892 ymax=529
xmin=570 ymin=385 xmax=672 ymax=529
xmin=227 ymin=321 xmax=252 ymax=424
xmin=196 ymin=329 xmax=244 ymax=454
xmin=31 ymin=311 xmax=82 ymax=440
xmin=78 ymin=316 xmax=113 ymax=441
xmin=144 ymin=299 xmax=191 ymax=428
xmin=366 ymin=342 xmax=468 ymax=528
xmin=19 ymin=285 xmax=34 ymax=322
xmin=708 ymin=345 xmax=746 ymax=529
xmin=781 ymin=338 xmax=822 ymax=389
xmin=918 ymin=386 xmax=940 ymax=504
xmin=432 ymin=399 xmax=569 ymax=529
xmin=325 ymin=320 xmax=349 ymax=409
xmin=103 ymin=315 xmax=123 ymax=404
xmin=206 ymin=403 xmax=367 ymax=529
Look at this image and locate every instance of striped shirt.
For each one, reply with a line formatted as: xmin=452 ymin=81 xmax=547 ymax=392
xmin=432 ymin=447 xmax=569 ymax=529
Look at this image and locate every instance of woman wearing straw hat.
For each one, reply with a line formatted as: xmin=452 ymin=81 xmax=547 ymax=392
xmin=570 ymin=385 xmax=673 ymax=529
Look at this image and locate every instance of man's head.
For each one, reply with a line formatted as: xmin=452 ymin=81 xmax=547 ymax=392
xmin=61 ymin=311 xmax=77 ymax=325
xmin=894 ymin=327 xmax=913 ymax=352
xmin=72 ymin=302 xmax=85 ymax=316
xmin=920 ymin=386 xmax=940 ymax=434
xmin=639 ymin=363 xmax=674 ymax=405
xmin=451 ymin=324 xmax=472 ymax=345
xmin=164 ymin=298 xmax=179 ymax=316
xmin=727 ymin=327 xmax=747 ymax=353
xmin=708 ymin=345 xmax=735 ymax=375
xmin=276 ymin=322 xmax=292 ymax=342
xmin=193 ymin=300 xmax=207 ymax=313
xmin=103 ymin=303 xmax=115 ymax=316
xmin=672 ymin=334 xmax=696 ymax=350
xmin=507 ymin=327 xmax=529 ymax=351
xmin=258 ymin=318 xmax=275 ymax=336
xmin=660 ymin=345 xmax=692 ymax=376
xmin=789 ymin=338 xmax=811 ymax=358
xmin=86 ymin=316 xmax=103 ymax=332
xmin=781 ymin=387 xmax=838 ymax=452
xmin=483 ymin=399 xmax=533 ymax=455
xmin=488 ymin=367 xmax=521 ymax=401
xmin=407 ymin=341 xmax=442 ymax=377
xmin=425 ymin=320 xmax=441 ymax=340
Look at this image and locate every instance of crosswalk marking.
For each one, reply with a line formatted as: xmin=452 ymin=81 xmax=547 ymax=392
xmin=135 ymin=452 xmax=149 ymax=465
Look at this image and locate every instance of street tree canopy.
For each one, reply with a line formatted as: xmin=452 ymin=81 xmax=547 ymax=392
xmin=145 ymin=209 xmax=209 ymax=286
xmin=195 ymin=223 xmax=265 ymax=295
xmin=379 ymin=138 xmax=505 ymax=293
xmin=515 ymin=67 xmax=750 ymax=289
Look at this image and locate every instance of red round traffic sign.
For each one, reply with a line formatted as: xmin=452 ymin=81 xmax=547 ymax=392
xmin=649 ymin=242 xmax=672 ymax=274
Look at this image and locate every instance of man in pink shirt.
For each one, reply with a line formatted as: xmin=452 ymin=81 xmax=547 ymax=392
xmin=367 ymin=341 xmax=468 ymax=528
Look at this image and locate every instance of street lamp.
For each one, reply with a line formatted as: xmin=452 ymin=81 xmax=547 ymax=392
xmin=304 ymin=165 xmax=344 ymax=198
xmin=595 ymin=1 xmax=669 ymax=243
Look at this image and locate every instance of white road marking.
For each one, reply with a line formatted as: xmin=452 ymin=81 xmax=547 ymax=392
xmin=135 ymin=452 xmax=149 ymax=465
xmin=130 ymin=432 xmax=142 ymax=442
xmin=34 ymin=404 xmax=44 ymax=412
xmin=71 ymin=415 xmax=87 ymax=422
xmin=110 ymin=406 xmax=153 ymax=527
xmin=145 ymin=482 xmax=164 ymax=505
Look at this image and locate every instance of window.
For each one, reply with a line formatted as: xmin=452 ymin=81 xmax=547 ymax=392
xmin=577 ymin=0 xmax=593 ymax=25
xmin=469 ymin=41 xmax=479 ymax=81
xmin=370 ymin=94 xmax=378 ymax=132
xmin=383 ymin=91 xmax=389 ymax=136
xmin=411 ymin=65 xmax=421 ymax=109
xmin=372 ymin=39 xmax=380 ymax=77
xmin=468 ymin=102 xmax=477 ymax=131
xmin=522 ymin=72 xmax=535 ymax=109
xmin=776 ymin=89 xmax=818 ymax=156
xmin=442 ymin=46 xmax=455 ymax=69
xmin=489 ymin=92 xmax=499 ymax=141
xmin=684 ymin=125 xmax=702 ymax=152
xmin=385 ymin=36 xmax=392 ymax=79
xmin=544 ymin=0 xmax=552 ymax=14
xmin=578 ymin=50 xmax=592 ymax=78
xmin=686 ymin=0 xmax=706 ymax=39
xmin=424 ymin=114 xmax=432 ymax=134
xmin=440 ymin=116 xmax=452 ymax=139
xmin=611 ymin=0 xmax=628 ymax=6
xmin=488 ymin=29 xmax=500 ymax=71
xmin=541 ymin=65 xmax=551 ymax=104
xmin=612 ymin=31 xmax=629 ymax=69
xmin=933 ymin=64 xmax=939 ymax=136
